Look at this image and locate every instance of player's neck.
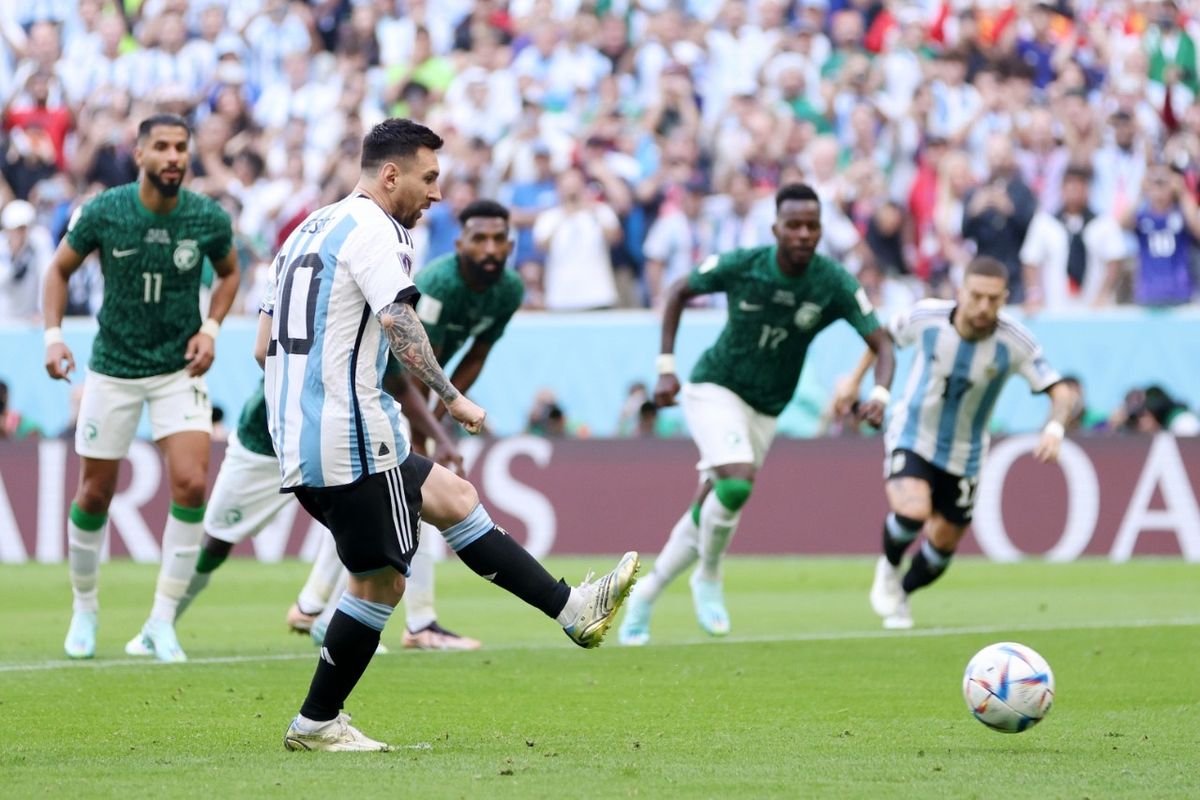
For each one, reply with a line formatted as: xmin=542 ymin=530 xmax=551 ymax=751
xmin=355 ymin=182 xmax=394 ymax=220
xmin=138 ymin=181 xmax=180 ymax=215
xmin=774 ymin=250 xmax=809 ymax=278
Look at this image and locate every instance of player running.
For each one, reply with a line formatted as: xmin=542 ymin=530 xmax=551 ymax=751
xmin=618 ymin=182 xmax=894 ymax=646
xmin=836 ymin=255 xmax=1075 ymax=629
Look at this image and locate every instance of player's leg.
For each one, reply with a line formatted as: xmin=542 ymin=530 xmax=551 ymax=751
xmin=402 ymin=522 xmax=482 ymax=650
xmin=420 ymin=456 xmax=639 ymax=649
xmin=871 ymin=452 xmax=934 ymax=620
xmin=290 ymin=531 xmax=343 ymax=633
xmin=65 ymin=369 xmax=144 ymax=658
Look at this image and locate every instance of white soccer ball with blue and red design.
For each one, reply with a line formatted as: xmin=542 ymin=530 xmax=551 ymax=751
xmin=962 ymin=642 xmax=1055 ymax=733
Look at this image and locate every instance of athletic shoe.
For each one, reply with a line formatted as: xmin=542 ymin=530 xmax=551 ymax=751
xmin=64 ymin=611 xmax=98 ymax=659
xmin=286 ymin=603 xmax=319 ymax=634
xmin=127 ymin=619 xmax=187 ymax=663
xmin=402 ymin=622 xmax=482 ymax=651
xmin=869 ymin=556 xmax=904 ymax=618
xmin=883 ymin=596 xmax=914 ymax=630
xmin=310 ymin=619 xmax=389 ymax=655
xmin=616 ymin=592 xmax=652 ymax=646
xmin=563 ymin=551 xmax=640 ymax=649
xmin=688 ymin=570 xmax=730 ymax=636
xmin=284 ymin=712 xmax=392 ymax=752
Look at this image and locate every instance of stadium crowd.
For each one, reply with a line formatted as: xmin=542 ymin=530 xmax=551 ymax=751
xmin=2 ymin=0 xmax=1200 ymax=321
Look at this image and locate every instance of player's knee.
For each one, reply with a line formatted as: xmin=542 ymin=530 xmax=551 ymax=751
xmin=171 ymin=473 xmax=208 ymax=508
xmin=75 ymin=483 xmax=115 ymax=516
xmin=713 ymin=477 xmax=754 ymax=512
xmin=446 ymin=475 xmax=479 ymax=519
xmin=891 ymin=513 xmax=925 ymax=533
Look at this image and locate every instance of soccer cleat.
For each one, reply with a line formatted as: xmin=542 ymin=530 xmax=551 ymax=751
xmin=883 ymin=596 xmax=914 ymax=630
xmin=310 ymin=619 xmax=389 ymax=655
xmin=287 ymin=603 xmax=319 ymax=634
xmin=688 ymin=570 xmax=730 ymax=636
xmin=616 ymin=592 xmax=652 ymax=646
xmin=402 ymin=622 xmax=482 ymax=651
xmin=64 ymin=611 xmax=98 ymax=659
xmin=563 ymin=551 xmax=640 ymax=649
xmin=869 ymin=556 xmax=905 ymax=618
xmin=127 ymin=619 xmax=188 ymax=663
xmin=284 ymin=712 xmax=393 ymax=752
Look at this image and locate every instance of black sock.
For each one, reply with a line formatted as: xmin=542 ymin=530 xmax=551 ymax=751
xmin=901 ymin=541 xmax=955 ymax=594
xmin=882 ymin=513 xmax=922 ymax=567
xmin=456 ymin=527 xmax=571 ymax=619
xmin=299 ymin=610 xmax=381 ymax=722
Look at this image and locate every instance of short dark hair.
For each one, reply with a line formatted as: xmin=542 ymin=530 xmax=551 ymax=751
xmin=775 ymin=182 xmax=820 ymax=211
xmin=964 ymin=255 xmax=1009 ymax=283
xmin=137 ymin=113 xmax=191 ymax=141
xmin=1064 ymin=162 xmax=1094 ymax=182
xmin=459 ymin=199 xmax=509 ymax=226
xmin=361 ymin=118 xmax=443 ymax=170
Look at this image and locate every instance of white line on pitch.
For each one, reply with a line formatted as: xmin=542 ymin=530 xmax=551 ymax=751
xmin=2 ymin=617 xmax=1198 ymax=674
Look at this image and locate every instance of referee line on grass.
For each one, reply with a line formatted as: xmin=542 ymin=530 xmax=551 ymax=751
xmin=3 ymin=616 xmax=1199 ymax=674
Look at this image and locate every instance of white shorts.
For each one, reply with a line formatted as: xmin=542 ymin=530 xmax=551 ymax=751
xmin=681 ymin=382 xmax=778 ymax=476
xmin=75 ymin=368 xmax=212 ymax=459
xmin=204 ymin=432 xmax=291 ymax=544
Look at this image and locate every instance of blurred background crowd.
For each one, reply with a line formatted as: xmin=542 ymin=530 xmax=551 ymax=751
xmin=1 ymin=0 xmax=1199 ymax=439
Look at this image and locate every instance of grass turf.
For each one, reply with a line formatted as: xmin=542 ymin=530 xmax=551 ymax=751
xmin=1 ymin=557 xmax=1196 ymax=799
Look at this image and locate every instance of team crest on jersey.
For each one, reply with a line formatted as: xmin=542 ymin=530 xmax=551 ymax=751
xmin=173 ymin=239 xmax=201 ymax=271
xmin=793 ymin=302 xmax=822 ymax=330
xmin=772 ymin=289 xmax=795 ymax=306
xmin=144 ymin=228 xmax=171 ymax=244
xmin=223 ymin=509 xmax=243 ymax=526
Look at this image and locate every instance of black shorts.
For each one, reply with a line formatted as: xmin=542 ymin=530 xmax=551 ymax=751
xmin=294 ymin=453 xmax=434 ymax=576
xmin=885 ymin=449 xmax=978 ymax=526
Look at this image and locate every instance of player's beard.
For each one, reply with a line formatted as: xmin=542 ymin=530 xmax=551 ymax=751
xmin=463 ymin=256 xmax=505 ymax=288
xmin=147 ymin=168 xmax=184 ymax=198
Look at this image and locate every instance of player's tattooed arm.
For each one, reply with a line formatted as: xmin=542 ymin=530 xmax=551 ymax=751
xmin=378 ymin=302 xmax=461 ymax=406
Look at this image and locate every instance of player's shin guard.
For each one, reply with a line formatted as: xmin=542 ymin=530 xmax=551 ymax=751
xmin=635 ymin=506 xmax=700 ymax=603
xmin=883 ymin=513 xmax=923 ymax=567
xmin=901 ymin=539 xmax=955 ymax=594
xmin=446 ymin=503 xmax=571 ymax=620
xmin=299 ymin=595 xmax=394 ymax=722
xmin=403 ymin=524 xmax=439 ymax=632
xmin=68 ymin=502 xmax=107 ymax=613
xmin=151 ymin=503 xmax=204 ymax=623
xmin=697 ymin=481 xmax=751 ymax=581
xmin=298 ymin=532 xmax=344 ymax=616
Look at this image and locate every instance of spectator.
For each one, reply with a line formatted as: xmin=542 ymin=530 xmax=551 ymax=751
xmin=1143 ymin=384 xmax=1200 ymax=436
xmin=0 ymin=198 xmax=52 ymax=320
xmin=962 ymin=134 xmax=1037 ymax=303
xmin=532 ymin=167 xmax=622 ymax=311
xmin=1060 ymin=375 xmax=1110 ymax=433
xmin=1122 ymin=165 xmax=1200 ymax=306
xmin=642 ymin=178 xmax=708 ymax=309
xmin=0 ymin=378 xmax=42 ymax=440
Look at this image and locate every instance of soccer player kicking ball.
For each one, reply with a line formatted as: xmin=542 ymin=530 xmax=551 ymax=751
xmin=835 ymin=256 xmax=1075 ymax=629
xmin=44 ymin=114 xmax=239 ymax=663
xmin=263 ymin=118 xmax=638 ymax=752
xmin=617 ymin=183 xmax=894 ymax=646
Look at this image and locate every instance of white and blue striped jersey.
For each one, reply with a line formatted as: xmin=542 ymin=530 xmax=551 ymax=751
xmin=263 ymin=195 xmax=420 ymax=490
xmin=884 ymin=299 xmax=1061 ymax=478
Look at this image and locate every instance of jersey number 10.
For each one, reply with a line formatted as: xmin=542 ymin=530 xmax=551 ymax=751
xmin=277 ymin=253 xmax=325 ymax=355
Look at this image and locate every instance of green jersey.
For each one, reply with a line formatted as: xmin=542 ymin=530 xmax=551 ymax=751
xmin=412 ymin=254 xmax=524 ymax=360
xmin=235 ymin=380 xmax=275 ymax=458
xmin=66 ymin=184 xmax=233 ymax=378
xmin=687 ymin=246 xmax=879 ymax=416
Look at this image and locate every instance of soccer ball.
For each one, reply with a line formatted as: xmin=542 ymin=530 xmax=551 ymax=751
xmin=962 ymin=642 xmax=1055 ymax=733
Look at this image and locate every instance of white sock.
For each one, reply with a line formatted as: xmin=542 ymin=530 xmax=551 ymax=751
xmin=315 ymin=570 xmax=349 ymax=633
xmin=633 ymin=508 xmax=700 ymax=604
xmin=294 ymin=713 xmax=335 ymax=732
xmin=150 ymin=504 xmax=204 ymax=623
xmin=404 ymin=523 xmax=438 ymax=632
xmin=297 ymin=532 xmax=343 ymax=615
xmin=555 ymin=588 xmax=584 ymax=627
xmin=696 ymin=492 xmax=741 ymax=582
xmin=67 ymin=509 xmax=106 ymax=614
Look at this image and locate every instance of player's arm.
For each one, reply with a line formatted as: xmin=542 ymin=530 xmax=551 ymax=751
xmin=186 ymin=247 xmax=240 ymax=377
xmin=253 ymin=310 xmax=272 ymax=369
xmin=1033 ymin=380 xmax=1075 ymax=464
xmin=42 ymin=239 xmax=88 ymax=381
xmin=422 ymin=337 xmax=495 ymax=421
xmin=849 ymin=328 xmax=895 ymax=428
xmin=653 ymin=275 xmax=702 ymax=407
xmin=378 ymin=301 xmax=486 ymax=434
xmin=394 ymin=371 xmax=463 ymax=474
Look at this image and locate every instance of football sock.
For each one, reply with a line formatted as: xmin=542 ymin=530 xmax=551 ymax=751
xmin=299 ymin=594 xmax=394 ymax=722
xmin=446 ymin=503 xmax=571 ymax=620
xmin=174 ymin=539 xmax=231 ymax=622
xmin=67 ymin=502 xmax=106 ymax=613
xmin=297 ymin=533 xmax=343 ymax=616
xmin=901 ymin=539 xmax=955 ymax=594
xmin=633 ymin=506 xmax=700 ymax=603
xmin=883 ymin=513 xmax=923 ymax=567
xmin=404 ymin=524 xmax=438 ymax=632
xmin=151 ymin=503 xmax=204 ymax=623
xmin=697 ymin=481 xmax=751 ymax=581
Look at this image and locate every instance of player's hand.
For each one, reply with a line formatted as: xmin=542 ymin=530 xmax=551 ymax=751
xmin=45 ymin=342 xmax=75 ymax=382
xmin=653 ymin=373 xmax=681 ymax=407
xmin=1033 ymin=429 xmax=1062 ymax=464
xmin=432 ymin=437 xmax=465 ymax=475
xmin=832 ymin=375 xmax=859 ymax=416
xmin=185 ymin=331 xmax=216 ymax=376
xmin=857 ymin=399 xmax=886 ymax=429
xmin=447 ymin=394 xmax=486 ymax=435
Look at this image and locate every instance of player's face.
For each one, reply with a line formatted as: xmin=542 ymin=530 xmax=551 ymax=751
xmin=456 ymin=216 xmax=511 ymax=288
xmin=136 ymin=124 xmax=190 ymax=198
xmin=384 ymin=147 xmax=442 ymax=228
xmin=772 ymin=199 xmax=821 ymax=268
xmin=956 ymin=274 xmax=1008 ymax=337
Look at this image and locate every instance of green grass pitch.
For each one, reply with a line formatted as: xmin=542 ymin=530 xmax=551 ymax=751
xmin=1 ymin=557 xmax=1197 ymax=799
